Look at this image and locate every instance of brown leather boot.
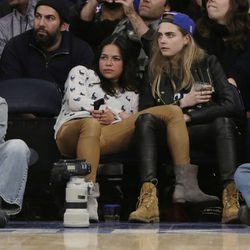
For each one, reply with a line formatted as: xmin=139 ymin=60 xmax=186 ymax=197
xmin=128 ymin=182 xmax=159 ymax=223
xmin=222 ymin=182 xmax=240 ymax=223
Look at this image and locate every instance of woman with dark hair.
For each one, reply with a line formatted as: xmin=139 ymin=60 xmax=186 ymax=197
xmin=129 ymin=11 xmax=241 ymax=223
xmin=194 ymin=0 xmax=250 ymax=152
xmin=54 ymin=34 xmax=217 ymax=223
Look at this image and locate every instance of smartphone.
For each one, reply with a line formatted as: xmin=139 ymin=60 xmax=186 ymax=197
xmin=94 ymin=98 xmax=105 ymax=110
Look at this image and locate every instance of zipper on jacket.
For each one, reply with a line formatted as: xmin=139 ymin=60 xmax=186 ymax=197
xmin=29 ymin=43 xmax=70 ymax=69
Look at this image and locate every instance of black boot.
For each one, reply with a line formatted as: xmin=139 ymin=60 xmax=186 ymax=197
xmin=135 ymin=113 xmax=166 ymax=182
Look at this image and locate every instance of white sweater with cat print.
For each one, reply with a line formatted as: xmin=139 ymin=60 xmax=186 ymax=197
xmin=54 ymin=66 xmax=139 ymax=138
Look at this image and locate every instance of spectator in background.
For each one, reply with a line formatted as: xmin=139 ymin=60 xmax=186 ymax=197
xmin=194 ymin=0 xmax=250 ymax=163
xmin=115 ymin=0 xmax=203 ymax=81
xmin=0 ymin=0 xmax=12 ymax=18
xmin=0 ymin=0 xmax=38 ymax=58
xmin=235 ymin=163 xmax=250 ymax=225
xmin=0 ymin=0 xmax=94 ymax=92
xmin=113 ymin=0 xmax=170 ymax=81
xmin=167 ymin=0 xmax=204 ymax=21
xmin=0 ymin=97 xmax=31 ymax=220
xmin=70 ymin=0 xmax=125 ymax=53
xmin=194 ymin=0 xmax=250 ymax=110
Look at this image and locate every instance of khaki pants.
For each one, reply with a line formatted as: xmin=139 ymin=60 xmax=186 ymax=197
xmin=56 ymin=105 xmax=190 ymax=182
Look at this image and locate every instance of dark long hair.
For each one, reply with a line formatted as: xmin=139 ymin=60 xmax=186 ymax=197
xmin=94 ymin=34 xmax=138 ymax=96
xmin=196 ymin=0 xmax=250 ymax=49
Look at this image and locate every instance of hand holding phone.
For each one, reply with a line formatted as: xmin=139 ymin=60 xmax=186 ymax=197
xmin=93 ymin=98 xmax=105 ymax=110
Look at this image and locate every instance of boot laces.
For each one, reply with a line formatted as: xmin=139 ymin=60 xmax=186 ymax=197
xmin=224 ymin=187 xmax=240 ymax=208
xmin=136 ymin=190 xmax=154 ymax=209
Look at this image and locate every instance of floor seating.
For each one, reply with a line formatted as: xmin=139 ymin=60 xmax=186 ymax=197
xmin=0 ymin=78 xmax=243 ymax=221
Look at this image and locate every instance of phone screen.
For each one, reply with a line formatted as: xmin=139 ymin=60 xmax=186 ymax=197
xmin=94 ymin=98 xmax=105 ymax=110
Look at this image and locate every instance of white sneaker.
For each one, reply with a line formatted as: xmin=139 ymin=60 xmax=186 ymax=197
xmin=87 ymin=183 xmax=99 ymax=222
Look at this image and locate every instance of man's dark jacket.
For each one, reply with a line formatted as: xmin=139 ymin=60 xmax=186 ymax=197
xmin=0 ymin=29 xmax=94 ymax=92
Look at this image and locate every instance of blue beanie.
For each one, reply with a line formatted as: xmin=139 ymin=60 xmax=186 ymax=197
xmin=160 ymin=11 xmax=195 ymax=35
xmin=35 ymin=0 xmax=70 ymax=23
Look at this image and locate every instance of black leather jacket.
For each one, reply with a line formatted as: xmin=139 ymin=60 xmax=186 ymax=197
xmin=139 ymin=55 xmax=240 ymax=124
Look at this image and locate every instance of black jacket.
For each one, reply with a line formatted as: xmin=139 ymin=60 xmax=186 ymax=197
xmin=140 ymin=55 xmax=240 ymax=124
xmin=69 ymin=15 xmax=121 ymax=53
xmin=194 ymin=21 xmax=250 ymax=111
xmin=0 ymin=29 xmax=94 ymax=92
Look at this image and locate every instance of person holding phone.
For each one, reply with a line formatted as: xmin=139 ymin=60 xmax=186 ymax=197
xmin=54 ymin=34 xmax=218 ymax=223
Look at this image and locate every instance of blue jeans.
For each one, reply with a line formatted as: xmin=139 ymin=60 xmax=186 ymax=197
xmin=235 ymin=163 xmax=250 ymax=207
xmin=0 ymin=139 xmax=30 ymax=215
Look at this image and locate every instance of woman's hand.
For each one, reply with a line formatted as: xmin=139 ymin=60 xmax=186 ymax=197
xmin=183 ymin=114 xmax=191 ymax=122
xmin=228 ymin=78 xmax=237 ymax=87
xmin=92 ymin=108 xmax=116 ymax=125
xmin=180 ymin=85 xmax=213 ymax=108
xmin=118 ymin=111 xmax=130 ymax=120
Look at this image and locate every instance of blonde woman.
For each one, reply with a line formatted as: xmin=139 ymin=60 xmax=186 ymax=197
xmin=129 ymin=11 xmax=240 ymax=223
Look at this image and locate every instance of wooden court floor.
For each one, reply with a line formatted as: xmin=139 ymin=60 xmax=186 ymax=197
xmin=0 ymin=221 xmax=250 ymax=250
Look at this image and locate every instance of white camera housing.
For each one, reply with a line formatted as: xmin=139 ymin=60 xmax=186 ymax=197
xmin=64 ymin=177 xmax=93 ymax=227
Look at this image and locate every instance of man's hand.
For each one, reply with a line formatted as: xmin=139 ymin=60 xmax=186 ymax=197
xmin=114 ymin=0 xmax=136 ymax=16
xmin=114 ymin=0 xmax=149 ymax=38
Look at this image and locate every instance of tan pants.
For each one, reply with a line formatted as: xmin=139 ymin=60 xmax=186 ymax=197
xmin=56 ymin=105 xmax=190 ymax=182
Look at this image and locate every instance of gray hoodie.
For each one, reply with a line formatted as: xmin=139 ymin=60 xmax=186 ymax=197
xmin=0 ymin=0 xmax=38 ymax=57
xmin=0 ymin=97 xmax=7 ymax=144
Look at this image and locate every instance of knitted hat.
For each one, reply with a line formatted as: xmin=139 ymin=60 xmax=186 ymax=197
xmin=35 ymin=0 xmax=70 ymax=23
xmin=160 ymin=11 xmax=195 ymax=35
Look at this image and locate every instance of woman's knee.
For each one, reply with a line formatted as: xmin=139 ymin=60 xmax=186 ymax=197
xmin=80 ymin=118 xmax=101 ymax=136
xmin=135 ymin=113 xmax=165 ymax=136
xmin=145 ymin=104 xmax=183 ymax=121
xmin=162 ymin=105 xmax=183 ymax=120
xmin=136 ymin=113 xmax=161 ymax=127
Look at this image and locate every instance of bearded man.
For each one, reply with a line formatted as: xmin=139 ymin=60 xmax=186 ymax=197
xmin=0 ymin=0 xmax=94 ymax=92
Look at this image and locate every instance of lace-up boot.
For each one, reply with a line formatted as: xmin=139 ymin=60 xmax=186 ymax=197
xmin=128 ymin=182 xmax=159 ymax=223
xmin=222 ymin=182 xmax=240 ymax=223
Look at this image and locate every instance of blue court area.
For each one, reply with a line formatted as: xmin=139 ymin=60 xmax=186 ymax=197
xmin=1 ymin=221 xmax=250 ymax=235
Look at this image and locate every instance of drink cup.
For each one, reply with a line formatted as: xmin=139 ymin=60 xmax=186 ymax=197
xmin=103 ymin=204 xmax=120 ymax=222
xmin=194 ymin=82 xmax=214 ymax=92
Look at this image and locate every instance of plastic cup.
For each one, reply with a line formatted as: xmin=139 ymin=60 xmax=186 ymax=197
xmin=103 ymin=204 xmax=120 ymax=222
xmin=194 ymin=82 xmax=214 ymax=92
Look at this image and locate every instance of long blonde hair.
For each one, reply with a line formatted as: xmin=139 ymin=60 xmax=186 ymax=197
xmin=149 ymin=27 xmax=206 ymax=99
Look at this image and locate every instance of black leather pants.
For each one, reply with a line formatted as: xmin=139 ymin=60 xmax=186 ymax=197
xmin=136 ymin=114 xmax=240 ymax=186
xmin=135 ymin=113 xmax=167 ymax=183
xmin=187 ymin=117 xmax=240 ymax=185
